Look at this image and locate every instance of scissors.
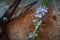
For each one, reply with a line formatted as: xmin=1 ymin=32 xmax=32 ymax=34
xmin=0 ymin=0 xmax=37 ymax=39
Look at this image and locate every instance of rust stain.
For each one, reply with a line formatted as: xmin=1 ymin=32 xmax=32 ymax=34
xmin=7 ymin=9 xmax=35 ymax=40
xmin=1 ymin=5 xmax=60 ymax=40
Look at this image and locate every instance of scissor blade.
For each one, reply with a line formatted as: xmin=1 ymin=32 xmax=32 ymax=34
xmin=12 ymin=1 xmax=37 ymax=20
xmin=22 ymin=1 xmax=37 ymax=14
xmin=19 ymin=1 xmax=37 ymax=17
xmin=2 ymin=0 xmax=21 ymax=22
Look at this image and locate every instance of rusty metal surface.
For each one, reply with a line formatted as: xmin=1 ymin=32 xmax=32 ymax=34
xmin=6 ymin=5 xmax=60 ymax=40
xmin=0 ymin=0 xmax=60 ymax=40
xmin=7 ymin=9 xmax=35 ymax=40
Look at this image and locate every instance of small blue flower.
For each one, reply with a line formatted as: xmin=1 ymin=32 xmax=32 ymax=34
xmin=32 ymin=19 xmax=37 ymax=23
xmin=28 ymin=32 xmax=33 ymax=38
xmin=36 ymin=6 xmax=42 ymax=13
xmin=35 ymin=14 xmax=42 ymax=18
xmin=37 ymin=20 xmax=42 ymax=26
xmin=28 ymin=32 xmax=38 ymax=38
xmin=35 ymin=6 xmax=48 ymax=18
xmin=43 ymin=7 xmax=48 ymax=12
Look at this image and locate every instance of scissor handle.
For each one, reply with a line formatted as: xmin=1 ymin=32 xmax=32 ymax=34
xmin=0 ymin=0 xmax=21 ymax=38
xmin=0 ymin=18 xmax=7 ymax=38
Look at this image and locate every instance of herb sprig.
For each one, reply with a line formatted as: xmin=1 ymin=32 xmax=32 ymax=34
xmin=28 ymin=0 xmax=48 ymax=40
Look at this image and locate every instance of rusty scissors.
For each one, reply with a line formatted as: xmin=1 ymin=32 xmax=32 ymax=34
xmin=0 ymin=0 xmax=37 ymax=39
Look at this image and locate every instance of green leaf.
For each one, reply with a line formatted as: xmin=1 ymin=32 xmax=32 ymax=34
xmin=42 ymin=0 xmax=49 ymax=7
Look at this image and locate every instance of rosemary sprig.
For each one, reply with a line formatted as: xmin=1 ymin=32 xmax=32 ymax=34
xmin=28 ymin=0 xmax=48 ymax=40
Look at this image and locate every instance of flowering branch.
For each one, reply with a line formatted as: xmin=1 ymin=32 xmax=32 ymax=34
xmin=28 ymin=6 xmax=48 ymax=40
xmin=28 ymin=0 xmax=48 ymax=40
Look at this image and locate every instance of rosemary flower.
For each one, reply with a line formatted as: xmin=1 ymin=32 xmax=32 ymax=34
xmin=37 ymin=20 xmax=42 ymax=26
xmin=35 ymin=6 xmax=48 ymax=18
xmin=28 ymin=32 xmax=38 ymax=38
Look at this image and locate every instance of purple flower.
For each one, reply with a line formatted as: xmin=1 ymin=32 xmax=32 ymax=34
xmin=37 ymin=20 xmax=42 ymax=26
xmin=32 ymin=19 xmax=37 ymax=23
xmin=28 ymin=32 xmax=38 ymax=38
xmin=35 ymin=6 xmax=48 ymax=18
